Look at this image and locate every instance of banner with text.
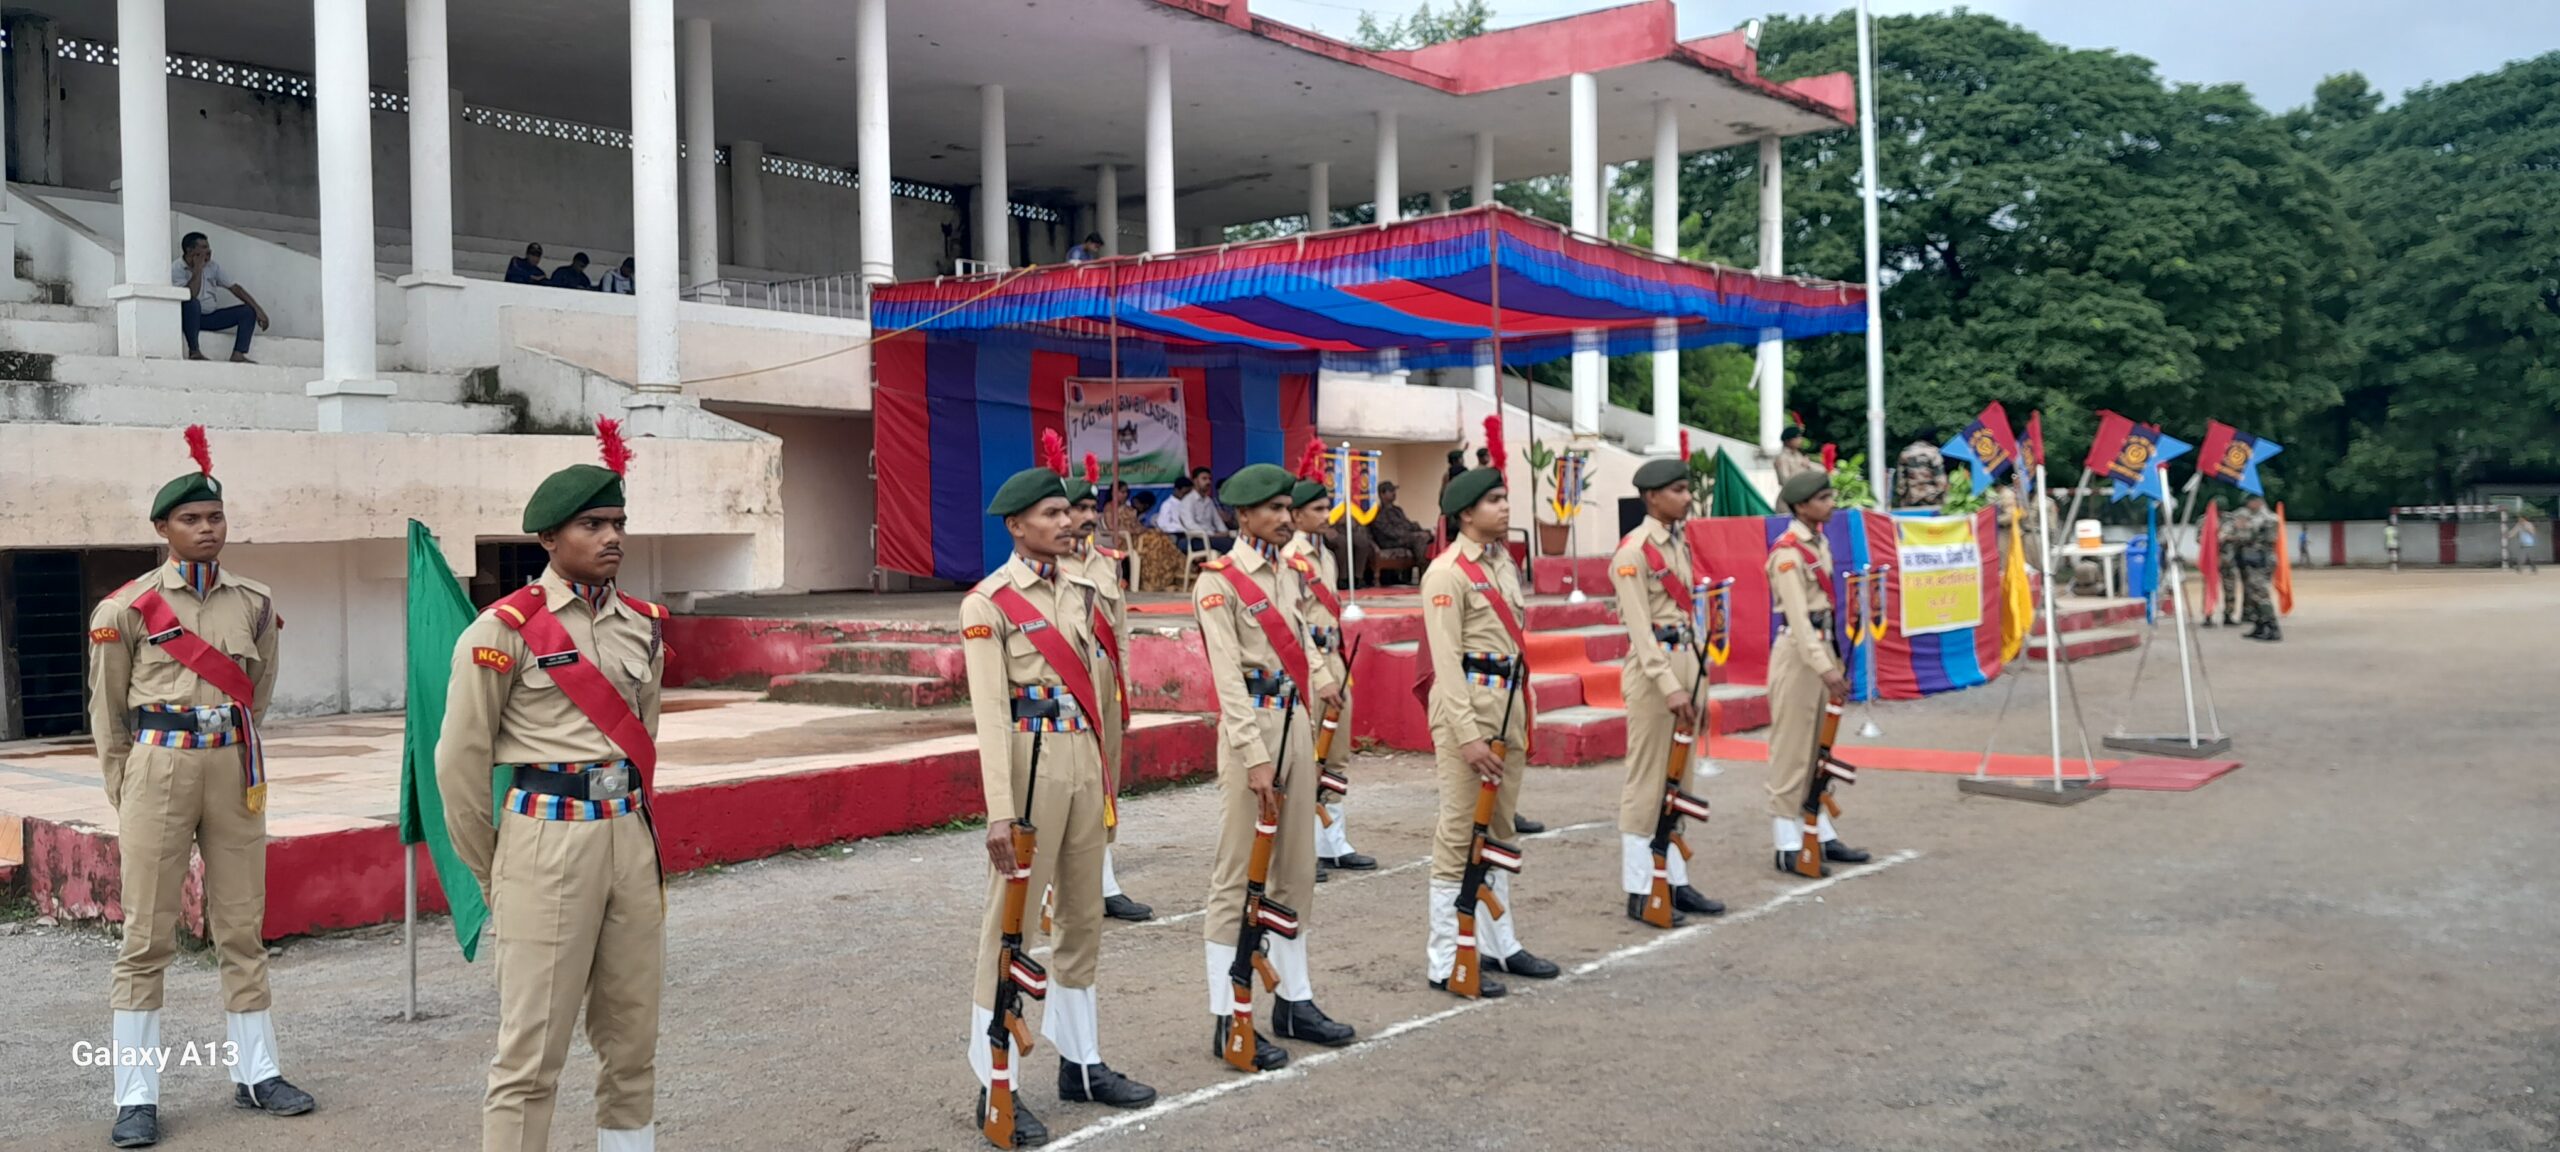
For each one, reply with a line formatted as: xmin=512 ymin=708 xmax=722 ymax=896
xmin=1896 ymin=515 xmax=1984 ymax=636
xmin=1067 ymin=378 xmax=1188 ymax=486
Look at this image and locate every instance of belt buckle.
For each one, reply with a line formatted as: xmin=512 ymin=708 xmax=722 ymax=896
xmin=585 ymin=765 xmax=632 ymax=802
xmin=193 ymin=705 xmax=233 ymax=735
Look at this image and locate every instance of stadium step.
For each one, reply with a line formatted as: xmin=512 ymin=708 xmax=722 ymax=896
xmin=765 ymin=672 xmax=964 ymax=710
xmin=2026 ymin=623 xmax=2144 ymax=663
xmin=811 ymin=640 xmax=970 ymax=680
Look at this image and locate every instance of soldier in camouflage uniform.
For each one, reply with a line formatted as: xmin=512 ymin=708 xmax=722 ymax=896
xmin=2209 ymin=499 xmax=2242 ymax=628
xmin=2235 ymin=495 xmax=2282 ymax=642
xmin=1894 ymin=435 xmax=1947 ymax=510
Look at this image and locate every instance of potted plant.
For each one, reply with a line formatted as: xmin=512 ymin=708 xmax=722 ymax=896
xmin=1523 ymin=438 xmax=1577 ymax=556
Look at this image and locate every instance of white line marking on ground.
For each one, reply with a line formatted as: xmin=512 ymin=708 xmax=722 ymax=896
xmin=1031 ymin=820 xmax=1612 ymax=957
xmin=1043 ymin=848 xmax=1923 ymax=1148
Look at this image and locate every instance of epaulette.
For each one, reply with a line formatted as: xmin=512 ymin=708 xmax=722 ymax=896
xmin=1285 ymin=554 xmax=1313 ymax=573
xmin=617 ymin=591 xmax=668 ymax=619
xmin=489 ymin=584 xmax=548 ymax=629
xmin=1202 ymin=558 xmax=1231 ymax=571
xmin=1095 ymin=546 xmax=1126 ymax=560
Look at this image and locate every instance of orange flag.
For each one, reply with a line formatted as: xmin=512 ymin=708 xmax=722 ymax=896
xmin=2198 ymin=502 xmax=2222 ymax=610
xmin=2273 ymin=503 xmax=2295 ymax=616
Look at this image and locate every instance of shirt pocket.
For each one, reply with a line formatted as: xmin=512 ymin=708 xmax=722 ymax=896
xmin=616 ymin=656 xmax=653 ymax=695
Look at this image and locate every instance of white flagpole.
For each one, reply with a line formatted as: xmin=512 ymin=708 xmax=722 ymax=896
xmin=403 ymin=842 xmax=418 ymax=1020
xmin=2159 ymin=481 xmax=2202 ymax=747
xmin=1341 ymin=446 xmax=1366 ymax=622
xmin=1855 ymin=0 xmax=1889 ymax=509
xmin=2035 ymin=460 xmax=2065 ymax=789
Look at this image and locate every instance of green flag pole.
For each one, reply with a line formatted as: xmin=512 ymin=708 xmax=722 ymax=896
xmin=399 ymin=520 xmax=495 ymax=982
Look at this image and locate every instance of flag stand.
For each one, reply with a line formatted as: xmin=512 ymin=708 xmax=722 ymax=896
xmin=2105 ymin=473 xmax=2230 ymax=758
xmin=1852 ymin=564 xmax=1889 ymax=738
xmin=1959 ymin=459 xmax=2104 ymax=805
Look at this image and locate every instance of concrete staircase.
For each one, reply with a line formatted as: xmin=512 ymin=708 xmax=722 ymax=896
xmin=760 ymin=630 xmax=972 ymax=710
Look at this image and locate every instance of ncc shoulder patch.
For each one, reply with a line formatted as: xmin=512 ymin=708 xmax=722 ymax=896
xmin=1616 ymin=565 xmax=1638 ymax=578
xmin=1431 ymin=594 xmax=1455 ymax=607
xmin=472 ymin=646 xmax=515 ymax=673
xmin=90 ymin=626 xmax=120 ymax=644
xmin=962 ymin=624 xmax=995 ymax=640
xmin=1201 ymin=593 xmax=1229 ymax=610
xmin=1777 ymin=560 xmax=1797 ymax=573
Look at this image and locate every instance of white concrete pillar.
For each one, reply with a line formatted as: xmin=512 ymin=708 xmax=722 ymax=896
xmin=1096 ymin=164 xmax=1120 ymax=256
xmin=855 ymin=0 xmax=892 ymax=285
xmin=0 ymin=16 xmax=21 ymax=301
xmin=1470 ymin=132 xmax=1496 ymax=397
xmin=311 ymin=0 xmax=389 ymax=430
xmin=630 ymin=0 xmax=681 ymax=392
xmin=1373 ymin=110 xmax=1400 ymax=223
xmin=1306 ymin=161 xmax=1329 ymax=231
xmin=1568 ymin=72 xmax=1601 ymax=435
xmin=1755 ymin=135 xmax=1785 ymax=454
xmin=730 ymin=138 xmax=767 ymax=268
xmin=1647 ymin=99 xmax=1680 ymax=454
xmin=1144 ymin=44 xmax=1175 ymax=254
xmin=978 ymin=84 xmax=1008 ymax=269
xmin=1428 ymin=188 xmax=1451 ymax=215
xmin=682 ymin=17 xmax=720 ymax=295
xmin=112 ymin=0 xmax=184 ymax=357
xmin=400 ymin=0 xmax=456 ymax=285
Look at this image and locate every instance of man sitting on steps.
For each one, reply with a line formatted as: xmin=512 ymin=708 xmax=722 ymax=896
xmin=171 ymin=232 xmax=269 ymax=363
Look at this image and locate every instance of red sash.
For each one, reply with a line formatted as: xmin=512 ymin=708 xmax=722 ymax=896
xmin=985 ymin=583 xmax=1106 ymax=742
xmin=1639 ymin=538 xmax=1693 ymax=616
xmin=1089 ymin=608 xmax=1130 ymax=726
xmin=1287 ymin=552 xmax=1345 ymax=623
xmin=490 ymin=586 xmax=659 ymax=791
xmin=1450 ymin=552 xmax=1528 ymax=660
xmin=1775 ymin=532 xmax=1826 ymax=578
xmin=131 ymin=588 xmax=267 ymax=811
xmin=1207 ymin=559 xmax=1313 ymax=704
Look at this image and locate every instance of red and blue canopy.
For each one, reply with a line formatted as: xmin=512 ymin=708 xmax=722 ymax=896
xmin=869 ymin=205 xmax=1866 ymax=374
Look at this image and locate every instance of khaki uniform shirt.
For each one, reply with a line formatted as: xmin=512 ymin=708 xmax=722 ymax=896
xmin=87 ymin=562 xmax=281 ymax=804
xmin=1281 ymin=531 xmax=1343 ymax=630
xmin=435 ymin=568 xmax=668 ymax=888
xmin=1074 ymin=542 xmax=1127 ymax=643
xmin=1194 ymin=539 xmax=1339 ymax=766
xmin=1609 ymin=518 xmax=1691 ymax=700
xmin=959 ymin=553 xmax=1102 ymax=818
xmin=1420 ymin=536 xmax=1527 ymax=749
xmin=1768 ymin=520 xmax=1840 ymax=674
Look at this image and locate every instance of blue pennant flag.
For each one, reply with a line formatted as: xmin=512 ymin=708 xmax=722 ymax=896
xmin=2109 ymin=428 xmax=2191 ymax=502
xmin=2197 ymin=420 xmax=2284 ymax=496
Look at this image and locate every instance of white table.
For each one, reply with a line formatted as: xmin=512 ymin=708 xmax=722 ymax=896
xmin=2058 ymin=542 xmax=2128 ymax=599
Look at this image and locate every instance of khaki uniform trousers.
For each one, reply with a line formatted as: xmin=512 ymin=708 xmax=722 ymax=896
xmin=484 ymin=809 xmax=664 ymax=1152
xmin=973 ymin=729 xmax=1108 ymax=1007
xmin=1617 ymin=668 xmax=1680 ymax=839
xmin=1097 ymin=668 xmax=1124 ymax=845
xmin=1200 ymin=700 xmax=1319 ymax=946
xmin=1430 ymin=680 xmax=1526 ymax=883
xmin=1764 ymin=643 xmax=1828 ymax=820
xmin=113 ymin=743 xmax=270 ymax=1012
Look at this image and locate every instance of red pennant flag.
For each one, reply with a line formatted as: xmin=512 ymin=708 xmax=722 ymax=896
xmin=2082 ymin=410 xmax=2134 ymax=477
xmin=2026 ymin=410 xmax=2045 ymax=472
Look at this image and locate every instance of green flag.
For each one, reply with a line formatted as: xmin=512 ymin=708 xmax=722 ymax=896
xmin=398 ymin=519 xmax=493 ymax=960
xmin=1707 ymin=449 xmax=1776 ymax=518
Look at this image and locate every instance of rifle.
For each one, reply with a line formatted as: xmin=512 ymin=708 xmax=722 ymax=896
xmin=1311 ymin=635 xmax=1361 ymax=827
xmin=1638 ymin=580 xmax=1727 ymax=928
xmin=1793 ymin=696 xmax=1860 ymax=878
xmin=982 ymin=732 xmax=1050 ymax=1148
xmin=1448 ymin=656 xmax=1526 ymax=998
xmin=1223 ymin=693 xmax=1301 ymax=1072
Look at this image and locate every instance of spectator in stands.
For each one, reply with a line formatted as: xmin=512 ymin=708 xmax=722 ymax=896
xmin=602 ymin=256 xmax=636 ymax=294
xmin=1154 ymin=467 xmax=1232 ymax=552
xmin=171 ymin=232 xmax=268 ymax=363
xmin=548 ymin=252 xmax=597 ymax=290
xmin=1067 ymin=232 xmax=1107 ymax=262
xmin=505 ymin=242 xmax=547 ymax=284
xmin=1365 ymin=479 xmax=1432 ymax=583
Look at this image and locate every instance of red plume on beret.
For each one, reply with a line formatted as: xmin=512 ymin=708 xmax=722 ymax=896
xmin=1482 ymin=415 xmax=1506 ymax=471
xmin=594 ymin=416 xmax=632 ymax=475
xmin=1679 ymin=429 xmax=1692 ymax=461
xmin=1038 ymin=428 xmax=1069 ymax=475
xmin=1082 ymin=452 xmax=1100 ymax=485
xmin=1294 ymin=437 xmax=1329 ymax=482
xmin=184 ymin=424 xmax=213 ymax=475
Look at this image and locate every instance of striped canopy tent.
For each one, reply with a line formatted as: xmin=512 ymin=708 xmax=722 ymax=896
xmin=869 ymin=205 xmax=1866 ymax=583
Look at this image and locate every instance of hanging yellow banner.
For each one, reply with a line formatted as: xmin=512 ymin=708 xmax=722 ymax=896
xmin=1895 ymin=516 xmax=1983 ymax=636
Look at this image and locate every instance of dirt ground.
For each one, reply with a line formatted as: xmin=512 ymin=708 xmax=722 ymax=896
xmin=3 ymin=568 xmax=2553 ymax=1151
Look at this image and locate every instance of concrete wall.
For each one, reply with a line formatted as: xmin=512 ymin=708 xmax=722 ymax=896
xmin=493 ymin=299 xmax=871 ymax=410
xmin=714 ymin=409 xmax=877 ymax=593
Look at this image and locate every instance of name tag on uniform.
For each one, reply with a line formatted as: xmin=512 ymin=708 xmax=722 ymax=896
xmin=536 ymin=652 xmax=580 ymax=669
xmin=587 ymin=765 xmax=632 ymax=801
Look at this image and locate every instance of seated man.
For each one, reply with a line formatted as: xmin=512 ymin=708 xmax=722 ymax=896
xmin=171 ymin=232 xmax=268 ymax=363
xmin=548 ymin=253 xmax=597 ymax=291
xmin=1156 ymin=468 xmax=1233 ymax=554
xmin=504 ymin=243 xmax=547 ymax=284
xmin=1365 ymin=481 xmax=1432 ymax=582
xmin=601 ymin=256 xmax=636 ymax=294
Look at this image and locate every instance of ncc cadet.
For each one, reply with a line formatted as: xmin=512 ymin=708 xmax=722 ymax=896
xmin=1281 ymin=468 xmax=1378 ymax=879
xmin=1063 ymin=457 xmax=1154 ymax=922
xmin=1764 ymin=471 xmax=1870 ymax=875
xmin=88 ymin=428 xmax=314 ymax=1149
xmin=436 ymin=424 xmax=668 ymax=1152
xmin=1607 ymin=458 xmax=1725 ymax=926
xmin=962 ymin=465 xmax=1156 ymax=1147
xmin=1196 ymin=463 xmax=1358 ymax=1069
xmin=1419 ymin=453 xmax=1560 ymax=997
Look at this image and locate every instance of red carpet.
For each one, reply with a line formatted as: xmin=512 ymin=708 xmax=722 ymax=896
xmin=2094 ymin=757 xmax=2244 ymax=791
xmin=1703 ymin=737 xmax=2241 ymax=791
xmin=1525 ymin=630 xmax=1623 ymax=710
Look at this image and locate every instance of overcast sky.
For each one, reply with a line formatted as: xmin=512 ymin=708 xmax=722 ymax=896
xmin=1256 ymin=0 xmax=2560 ymax=111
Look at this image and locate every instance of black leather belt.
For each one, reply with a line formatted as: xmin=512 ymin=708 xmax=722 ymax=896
xmin=1244 ymin=670 xmax=1297 ymax=697
xmin=1652 ymin=625 xmax=1689 ymax=645
xmin=1461 ymin=654 xmax=1521 ymax=679
xmin=1010 ymin=696 xmax=1083 ymax=721
xmin=1309 ymin=627 xmax=1339 ymax=651
xmin=511 ymin=763 xmax=641 ymax=802
xmin=133 ymin=706 xmax=240 ymax=734
xmin=1808 ymin=611 xmax=1832 ymax=630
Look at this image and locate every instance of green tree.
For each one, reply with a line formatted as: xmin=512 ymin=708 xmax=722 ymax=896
xmin=1354 ymin=1 xmax=1492 ymax=50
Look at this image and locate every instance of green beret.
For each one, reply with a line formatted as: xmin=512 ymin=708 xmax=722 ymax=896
xmin=1291 ymin=479 xmax=1331 ymax=507
xmin=987 ymin=467 xmax=1069 ymax=517
xmin=1219 ymin=463 xmax=1297 ymax=509
xmin=1777 ymin=470 xmax=1833 ymax=508
xmin=1439 ymin=467 xmax=1506 ymax=517
xmin=1063 ymin=477 xmax=1095 ymax=504
xmin=150 ymin=473 xmax=223 ymax=520
xmin=522 ymin=464 xmax=626 ymax=533
xmin=1631 ymin=458 xmax=1688 ymax=492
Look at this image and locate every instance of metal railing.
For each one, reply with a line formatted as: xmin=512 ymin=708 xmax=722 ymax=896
xmin=687 ymin=272 xmax=869 ymax=320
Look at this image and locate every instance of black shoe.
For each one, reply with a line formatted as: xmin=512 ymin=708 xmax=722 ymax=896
xmin=1323 ymin=852 xmax=1379 ymax=871
xmin=2261 ymin=622 xmax=2282 ymax=642
xmin=111 ymin=1105 xmax=159 ymax=1148
xmin=1271 ymin=998 xmax=1357 ymax=1047
xmin=1512 ymin=816 xmax=1548 ymax=835
xmin=234 ymin=1077 xmax=316 ymax=1116
xmin=1102 ymin=894 xmax=1154 ymax=922
xmin=2200 ymin=615 xmax=2217 ymax=629
xmin=1821 ymin=841 xmax=1871 ymax=865
xmin=1627 ymin=893 xmax=1686 ymax=927
xmin=1210 ymin=1017 xmax=1289 ymax=1071
xmin=1316 ymin=864 xmax=1331 ymax=884
xmin=1485 ymin=949 xmax=1559 ymax=979
xmin=976 ymin=1090 xmax=1050 ymax=1147
xmin=1429 ymin=975 xmax=1506 ymax=999
xmin=1776 ymin=851 xmax=1830 ymax=878
xmin=1671 ymin=885 xmax=1726 ymax=916
xmin=2223 ymin=613 xmax=2239 ymax=627
xmin=1058 ymin=1059 xmax=1157 ymax=1107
